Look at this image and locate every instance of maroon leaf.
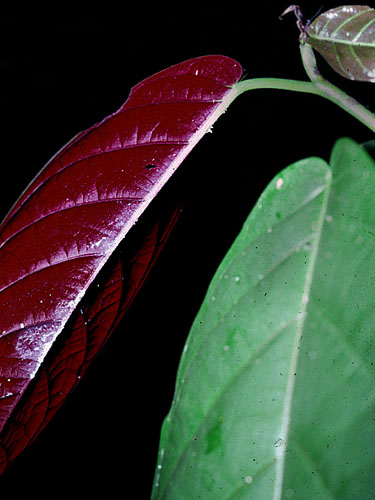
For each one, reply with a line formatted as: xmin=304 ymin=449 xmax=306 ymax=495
xmin=0 ymin=196 xmax=182 ymax=472
xmin=0 ymin=55 xmax=242 ymax=473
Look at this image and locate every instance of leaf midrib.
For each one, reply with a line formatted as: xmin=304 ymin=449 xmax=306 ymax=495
xmin=157 ymin=172 xmax=331 ymax=499
xmin=272 ymin=169 xmax=332 ymax=500
xmin=308 ymin=34 xmax=375 ymax=48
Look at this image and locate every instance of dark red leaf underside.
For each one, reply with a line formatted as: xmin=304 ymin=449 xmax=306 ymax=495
xmin=0 ymin=55 xmax=242 ymax=473
xmin=0 ymin=198 xmax=182 ymax=472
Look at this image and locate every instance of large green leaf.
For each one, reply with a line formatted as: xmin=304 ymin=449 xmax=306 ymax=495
xmin=152 ymin=138 xmax=375 ymax=499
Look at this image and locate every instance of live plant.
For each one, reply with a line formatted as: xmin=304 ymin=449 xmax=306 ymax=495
xmin=152 ymin=5 xmax=375 ymax=499
xmin=0 ymin=5 xmax=374 ymax=500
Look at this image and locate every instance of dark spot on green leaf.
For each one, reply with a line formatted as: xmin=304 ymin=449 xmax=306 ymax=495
xmin=205 ymin=418 xmax=223 ymax=454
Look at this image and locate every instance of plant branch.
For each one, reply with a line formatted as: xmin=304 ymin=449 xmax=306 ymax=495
xmin=299 ymin=42 xmax=375 ymax=132
xmin=235 ymin=45 xmax=375 ymax=133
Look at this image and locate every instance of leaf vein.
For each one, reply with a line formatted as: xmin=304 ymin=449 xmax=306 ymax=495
xmin=158 ymin=317 xmax=295 ymax=499
xmin=0 ymin=198 xmax=141 ymax=251
xmin=0 ymin=253 xmax=103 ymax=297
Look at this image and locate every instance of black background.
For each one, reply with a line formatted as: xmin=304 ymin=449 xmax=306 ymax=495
xmin=1 ymin=2 xmax=374 ymax=497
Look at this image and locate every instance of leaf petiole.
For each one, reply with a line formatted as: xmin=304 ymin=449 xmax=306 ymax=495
xmin=235 ymin=77 xmax=321 ymax=96
xmin=235 ymin=44 xmax=375 ymax=133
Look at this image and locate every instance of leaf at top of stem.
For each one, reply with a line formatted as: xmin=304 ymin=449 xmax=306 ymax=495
xmin=306 ymin=5 xmax=375 ymax=82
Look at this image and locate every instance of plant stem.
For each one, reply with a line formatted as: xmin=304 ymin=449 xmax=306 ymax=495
xmin=299 ymin=42 xmax=375 ymax=132
xmin=235 ymin=46 xmax=375 ymax=133
xmin=235 ymin=78 xmax=321 ymax=97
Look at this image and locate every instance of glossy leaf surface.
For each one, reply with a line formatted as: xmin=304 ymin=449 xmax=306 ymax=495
xmin=0 ymin=55 xmax=242 ymax=473
xmin=0 ymin=197 xmax=182 ymax=473
xmin=307 ymin=5 xmax=375 ymax=82
xmin=153 ymin=138 xmax=375 ymax=499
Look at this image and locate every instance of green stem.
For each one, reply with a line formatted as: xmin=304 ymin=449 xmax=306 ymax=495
xmin=235 ymin=78 xmax=321 ymax=97
xmin=300 ymin=42 xmax=375 ymax=132
xmin=235 ymin=45 xmax=375 ymax=133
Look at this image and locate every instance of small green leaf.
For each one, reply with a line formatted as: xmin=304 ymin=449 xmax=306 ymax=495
xmin=307 ymin=5 xmax=375 ymax=82
xmin=152 ymin=138 xmax=375 ymax=499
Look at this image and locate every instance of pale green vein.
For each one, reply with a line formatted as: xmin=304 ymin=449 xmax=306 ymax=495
xmin=176 ymin=182 xmax=327 ymax=385
xmin=291 ymin=437 xmax=337 ymax=500
xmin=272 ymin=168 xmax=332 ymax=500
xmin=176 ymin=231 xmax=313 ymax=389
xmin=349 ymin=44 xmax=371 ymax=73
xmin=309 ymin=35 xmax=375 ymax=48
xmin=332 ymin=42 xmax=352 ymax=78
xmin=223 ymin=459 xmax=275 ymax=500
xmin=307 ymin=299 xmax=375 ymax=379
xmin=352 ymin=16 xmax=375 ymax=42
xmin=331 ymin=8 xmax=372 ymax=37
